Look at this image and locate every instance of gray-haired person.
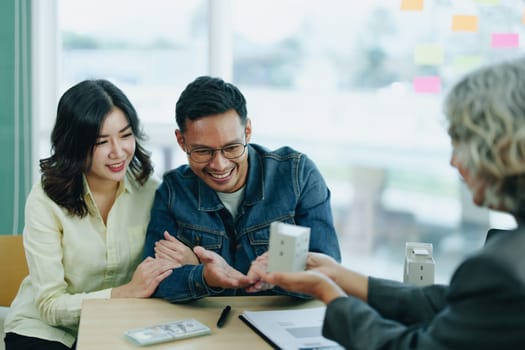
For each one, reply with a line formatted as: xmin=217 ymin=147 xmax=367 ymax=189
xmin=263 ymin=57 xmax=525 ymax=349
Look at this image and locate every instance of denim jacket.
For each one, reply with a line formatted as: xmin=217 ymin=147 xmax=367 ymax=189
xmin=144 ymin=144 xmax=341 ymax=302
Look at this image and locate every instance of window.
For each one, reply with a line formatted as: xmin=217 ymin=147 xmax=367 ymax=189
xmin=230 ymin=0 xmax=522 ymax=281
xmin=52 ymin=0 xmax=523 ymax=282
xmin=58 ymin=0 xmax=207 ymax=174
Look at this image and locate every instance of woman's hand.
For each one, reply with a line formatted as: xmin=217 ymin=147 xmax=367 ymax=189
xmin=264 ymin=270 xmax=346 ymax=304
xmin=246 ymin=252 xmax=275 ymax=293
xmin=262 ymin=252 xmax=369 ymax=302
xmin=111 ymin=257 xmax=174 ymax=298
xmin=154 ymin=231 xmax=199 ymax=267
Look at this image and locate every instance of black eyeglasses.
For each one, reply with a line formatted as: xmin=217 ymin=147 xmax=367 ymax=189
xmin=186 ymin=143 xmax=247 ymax=163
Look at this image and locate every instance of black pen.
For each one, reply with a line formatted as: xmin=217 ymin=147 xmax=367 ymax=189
xmin=217 ymin=305 xmax=231 ymax=328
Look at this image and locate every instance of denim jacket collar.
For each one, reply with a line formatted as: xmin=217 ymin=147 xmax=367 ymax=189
xmin=196 ymin=144 xmax=264 ymax=212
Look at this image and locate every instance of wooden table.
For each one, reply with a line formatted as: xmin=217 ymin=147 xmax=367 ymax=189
xmin=77 ymin=296 xmax=322 ymax=349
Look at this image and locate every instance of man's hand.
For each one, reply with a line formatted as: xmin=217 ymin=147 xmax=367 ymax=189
xmin=154 ymin=231 xmax=199 ymax=267
xmin=193 ymin=246 xmax=253 ymax=289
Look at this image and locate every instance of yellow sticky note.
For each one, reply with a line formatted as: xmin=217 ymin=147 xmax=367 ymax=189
xmin=401 ymin=0 xmax=424 ymax=11
xmin=522 ymin=11 xmax=525 ymax=25
xmin=453 ymin=56 xmax=483 ymax=74
xmin=452 ymin=15 xmax=478 ymax=32
xmin=472 ymin=0 xmax=500 ymax=4
xmin=414 ymin=44 xmax=444 ymax=65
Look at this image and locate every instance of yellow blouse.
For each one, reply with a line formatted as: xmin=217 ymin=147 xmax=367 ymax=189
xmin=4 ymin=173 xmax=159 ymax=347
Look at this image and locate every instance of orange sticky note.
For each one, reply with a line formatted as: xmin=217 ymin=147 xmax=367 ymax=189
xmin=452 ymin=15 xmax=478 ymax=32
xmin=413 ymin=76 xmax=441 ymax=94
xmin=401 ymin=0 xmax=424 ymax=11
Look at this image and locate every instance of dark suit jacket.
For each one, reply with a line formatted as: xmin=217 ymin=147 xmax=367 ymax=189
xmin=323 ymin=228 xmax=525 ymax=349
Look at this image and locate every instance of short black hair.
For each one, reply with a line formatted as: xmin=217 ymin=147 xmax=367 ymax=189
xmin=175 ymin=76 xmax=247 ymax=132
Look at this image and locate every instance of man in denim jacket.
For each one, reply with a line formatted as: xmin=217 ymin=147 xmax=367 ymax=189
xmin=144 ymin=76 xmax=341 ymax=302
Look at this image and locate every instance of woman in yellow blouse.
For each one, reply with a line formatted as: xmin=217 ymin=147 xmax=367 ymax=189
xmin=3 ymin=79 xmax=174 ymax=350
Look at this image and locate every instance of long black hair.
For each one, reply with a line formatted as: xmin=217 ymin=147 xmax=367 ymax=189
xmin=40 ymin=79 xmax=153 ymax=217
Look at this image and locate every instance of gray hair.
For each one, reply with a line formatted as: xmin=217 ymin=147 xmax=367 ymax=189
xmin=444 ymin=57 xmax=525 ymax=216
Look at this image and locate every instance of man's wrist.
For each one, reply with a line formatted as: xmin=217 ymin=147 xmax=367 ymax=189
xmin=190 ymin=264 xmax=224 ymax=296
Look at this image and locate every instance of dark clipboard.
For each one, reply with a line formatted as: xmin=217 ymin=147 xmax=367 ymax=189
xmin=239 ymin=314 xmax=281 ymax=350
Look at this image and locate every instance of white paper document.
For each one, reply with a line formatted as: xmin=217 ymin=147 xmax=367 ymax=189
xmin=239 ymin=307 xmax=343 ymax=350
